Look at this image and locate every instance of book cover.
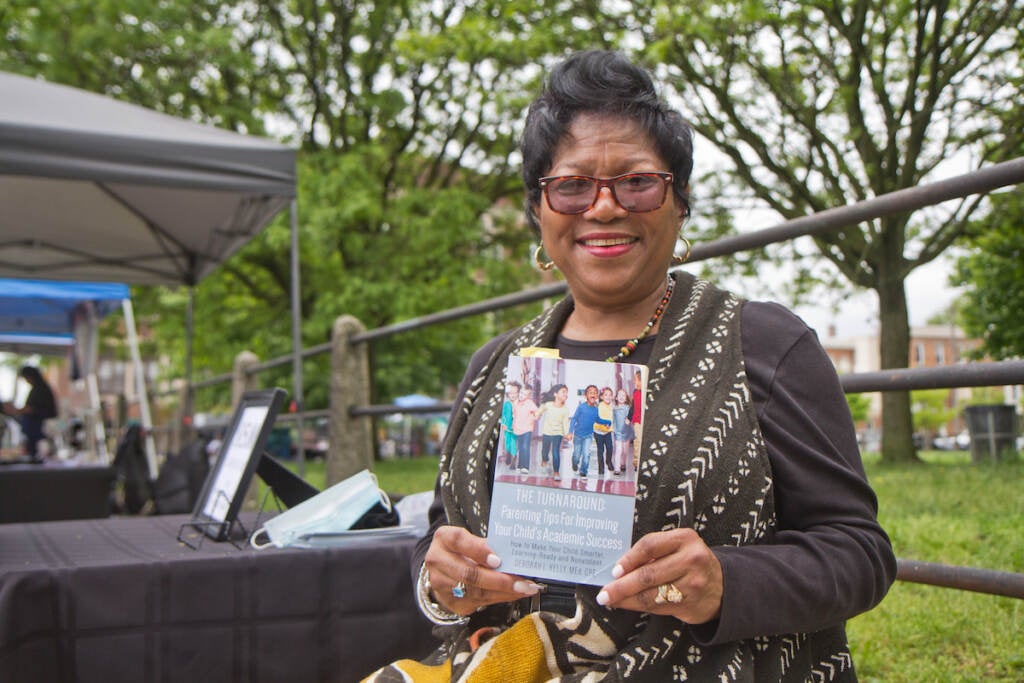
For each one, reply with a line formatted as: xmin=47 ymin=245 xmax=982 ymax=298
xmin=487 ymin=353 xmax=647 ymax=586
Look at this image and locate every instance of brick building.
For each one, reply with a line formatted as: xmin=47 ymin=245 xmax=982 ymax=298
xmin=819 ymin=324 xmax=1005 ymax=447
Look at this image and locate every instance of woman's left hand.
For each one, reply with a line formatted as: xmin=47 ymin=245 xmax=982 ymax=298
xmin=596 ymin=528 xmax=723 ymax=624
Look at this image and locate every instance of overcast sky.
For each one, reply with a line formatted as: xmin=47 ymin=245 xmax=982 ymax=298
xmin=795 ymin=257 xmax=961 ymax=341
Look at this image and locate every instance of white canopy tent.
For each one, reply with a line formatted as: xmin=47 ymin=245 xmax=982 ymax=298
xmin=0 ymin=71 xmax=302 ymax=475
xmin=0 ymin=71 xmax=296 ymax=285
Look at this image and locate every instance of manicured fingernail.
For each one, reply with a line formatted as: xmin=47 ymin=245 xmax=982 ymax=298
xmin=596 ymin=590 xmax=610 ymax=606
xmin=514 ymin=581 xmax=540 ymax=595
xmin=486 ymin=553 xmax=501 ymax=568
xmin=611 ymin=564 xmax=624 ymax=579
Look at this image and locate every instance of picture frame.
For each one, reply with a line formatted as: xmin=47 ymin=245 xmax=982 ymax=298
xmin=190 ymin=387 xmax=287 ymax=541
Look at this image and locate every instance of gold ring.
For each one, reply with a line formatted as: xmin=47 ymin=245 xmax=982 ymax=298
xmin=654 ymin=582 xmax=684 ymax=604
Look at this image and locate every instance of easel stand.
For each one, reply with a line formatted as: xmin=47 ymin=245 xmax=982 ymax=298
xmin=179 ymin=452 xmax=319 ymax=551
xmin=177 ymin=489 xmax=251 ymax=550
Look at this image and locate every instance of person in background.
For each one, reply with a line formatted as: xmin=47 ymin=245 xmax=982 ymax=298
xmin=368 ymin=49 xmax=895 ymax=681
xmin=1 ymin=365 xmax=58 ymax=461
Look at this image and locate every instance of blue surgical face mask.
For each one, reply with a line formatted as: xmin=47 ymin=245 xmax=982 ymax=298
xmin=250 ymin=469 xmax=389 ymax=549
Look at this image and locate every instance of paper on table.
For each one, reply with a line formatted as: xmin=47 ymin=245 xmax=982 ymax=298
xmin=292 ymin=525 xmax=420 ymax=548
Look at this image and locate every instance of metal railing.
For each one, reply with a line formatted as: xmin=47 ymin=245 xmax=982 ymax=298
xmin=159 ymin=157 xmax=1024 ymax=601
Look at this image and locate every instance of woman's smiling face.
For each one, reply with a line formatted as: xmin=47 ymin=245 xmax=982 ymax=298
xmin=536 ymin=113 xmax=684 ymax=311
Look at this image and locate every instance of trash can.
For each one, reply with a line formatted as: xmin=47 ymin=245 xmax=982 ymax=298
xmin=962 ymin=404 xmax=1018 ymax=463
xmin=265 ymin=426 xmax=293 ymax=460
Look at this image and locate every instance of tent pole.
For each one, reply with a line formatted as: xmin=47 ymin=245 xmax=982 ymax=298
xmin=290 ymin=199 xmax=306 ymax=477
xmin=122 ymin=299 xmax=158 ymax=479
xmin=86 ymin=373 xmax=108 ymax=462
xmin=82 ymin=303 xmax=109 ymax=463
xmin=184 ymin=287 xmax=194 ymax=422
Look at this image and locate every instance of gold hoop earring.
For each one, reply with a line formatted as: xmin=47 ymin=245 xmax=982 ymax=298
xmin=534 ymin=244 xmax=555 ymax=271
xmin=672 ymin=236 xmax=692 ymax=265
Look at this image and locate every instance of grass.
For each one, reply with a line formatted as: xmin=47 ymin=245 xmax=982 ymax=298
xmin=281 ymin=451 xmax=1024 ymax=680
xmin=850 ymin=450 xmax=1024 ymax=682
xmin=274 ymin=455 xmax=441 ymax=498
xmin=374 ymin=456 xmax=443 ymax=496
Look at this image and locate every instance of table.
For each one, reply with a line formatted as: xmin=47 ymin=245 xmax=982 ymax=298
xmin=0 ymin=514 xmax=438 ymax=682
xmin=0 ymin=463 xmax=114 ymax=523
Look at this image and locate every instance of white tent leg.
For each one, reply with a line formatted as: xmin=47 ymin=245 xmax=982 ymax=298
xmin=86 ymin=372 xmax=109 ymax=462
xmin=78 ymin=302 xmax=109 ymax=463
xmin=122 ymin=299 xmax=158 ymax=480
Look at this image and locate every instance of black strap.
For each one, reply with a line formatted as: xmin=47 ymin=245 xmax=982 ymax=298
xmin=256 ymin=452 xmax=319 ymax=508
xmin=514 ymin=580 xmax=577 ymax=618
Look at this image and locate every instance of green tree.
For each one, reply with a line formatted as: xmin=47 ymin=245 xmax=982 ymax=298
xmin=911 ymin=389 xmax=955 ymax=445
xmin=953 ymin=189 xmax=1024 ymax=360
xmin=643 ymin=0 xmax=1024 ymax=463
xmin=0 ymin=0 xmax=594 ymax=407
xmin=0 ymin=0 xmax=266 ymax=131
xmin=182 ymin=0 xmax=599 ymax=402
xmin=846 ymin=392 xmax=871 ymax=425
xmin=172 ymin=0 xmax=633 ymax=402
xmin=2 ymin=0 xmax=275 ymax=412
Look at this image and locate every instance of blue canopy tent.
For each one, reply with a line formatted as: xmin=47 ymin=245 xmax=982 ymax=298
xmin=0 ymin=280 xmax=126 ymax=335
xmin=0 ymin=279 xmax=151 ymax=470
xmin=0 ymin=332 xmax=73 ymax=356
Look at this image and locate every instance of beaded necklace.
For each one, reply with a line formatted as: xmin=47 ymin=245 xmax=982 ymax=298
xmin=605 ymin=276 xmax=676 ymax=363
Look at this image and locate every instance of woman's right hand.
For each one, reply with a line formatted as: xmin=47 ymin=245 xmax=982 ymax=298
xmin=424 ymin=525 xmax=540 ymax=616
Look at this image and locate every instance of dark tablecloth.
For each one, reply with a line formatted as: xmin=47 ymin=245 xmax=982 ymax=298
xmin=0 ymin=514 xmax=438 ymax=683
xmin=0 ymin=463 xmax=114 ymax=523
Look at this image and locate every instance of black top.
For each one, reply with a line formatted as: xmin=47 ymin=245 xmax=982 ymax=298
xmin=414 ymin=300 xmax=896 ymax=645
xmin=25 ymin=381 xmax=58 ymax=420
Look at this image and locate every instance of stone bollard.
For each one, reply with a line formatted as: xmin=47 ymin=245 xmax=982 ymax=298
xmin=328 ymin=316 xmax=374 ymax=486
xmin=232 ymin=351 xmax=261 ymax=405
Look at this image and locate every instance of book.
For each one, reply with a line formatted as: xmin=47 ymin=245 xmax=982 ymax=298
xmin=487 ymin=352 xmax=647 ymax=586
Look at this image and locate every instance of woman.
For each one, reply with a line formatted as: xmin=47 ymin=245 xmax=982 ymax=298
xmin=1 ymin=365 xmax=57 ymax=461
xmin=369 ymin=50 xmax=895 ymax=681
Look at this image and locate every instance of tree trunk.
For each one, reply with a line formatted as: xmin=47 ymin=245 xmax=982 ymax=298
xmin=876 ymin=269 xmax=921 ymax=464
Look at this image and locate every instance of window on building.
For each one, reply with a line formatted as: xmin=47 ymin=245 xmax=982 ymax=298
xmin=936 ymin=344 xmax=946 ymax=365
xmin=914 ymin=342 xmax=926 ymax=366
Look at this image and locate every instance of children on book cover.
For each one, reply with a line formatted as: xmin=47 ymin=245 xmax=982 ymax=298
xmin=488 ymin=353 xmax=647 ymax=585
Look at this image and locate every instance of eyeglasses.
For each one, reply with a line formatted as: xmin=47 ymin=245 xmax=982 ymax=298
xmin=538 ymin=172 xmax=674 ymax=215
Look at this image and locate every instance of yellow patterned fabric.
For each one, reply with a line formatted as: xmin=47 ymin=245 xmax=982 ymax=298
xmin=361 ymin=658 xmax=451 ymax=683
xmin=361 ymin=615 xmax=559 ymax=683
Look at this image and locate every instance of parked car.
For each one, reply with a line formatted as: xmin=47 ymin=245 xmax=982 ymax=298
xmin=291 ymin=417 xmax=329 ymax=459
xmin=932 ymin=431 xmax=970 ymax=451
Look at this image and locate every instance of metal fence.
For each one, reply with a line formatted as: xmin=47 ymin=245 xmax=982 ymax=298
xmin=162 ymin=156 xmax=1024 ymax=600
